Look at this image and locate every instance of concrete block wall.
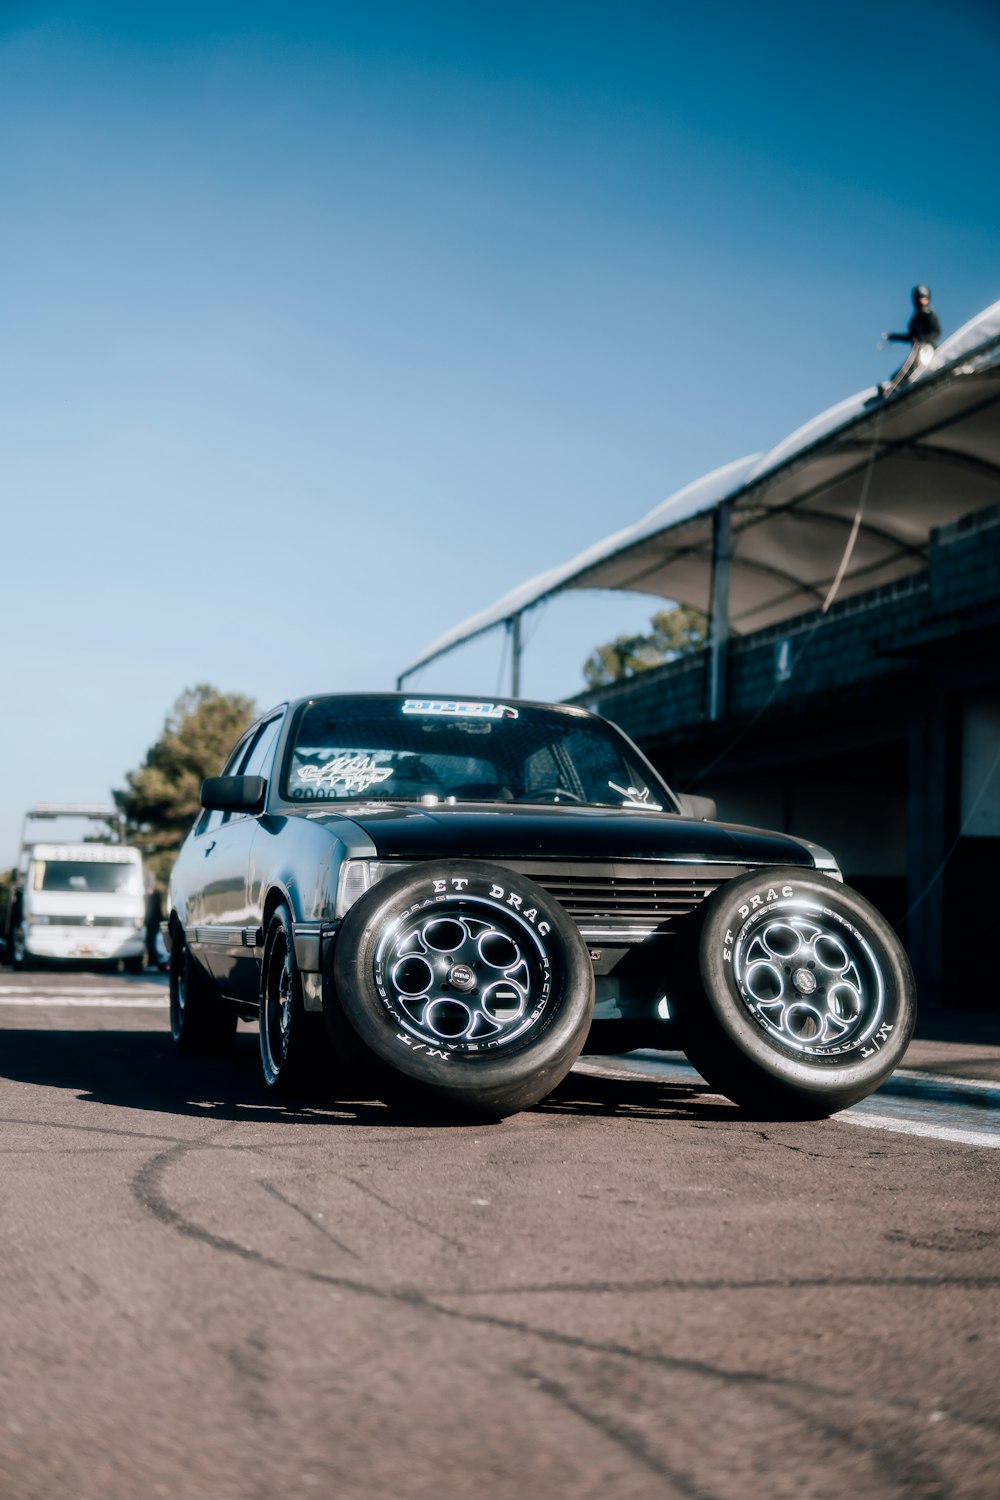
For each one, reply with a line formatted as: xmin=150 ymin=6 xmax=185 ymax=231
xmin=929 ymin=499 xmax=1000 ymax=619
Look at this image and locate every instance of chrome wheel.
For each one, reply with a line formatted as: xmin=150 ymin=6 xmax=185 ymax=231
xmin=732 ymin=899 xmax=885 ymax=1057
xmin=374 ymin=898 xmax=552 ymax=1052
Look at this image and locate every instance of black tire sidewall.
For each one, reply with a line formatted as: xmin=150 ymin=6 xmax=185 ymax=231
xmin=680 ymin=866 xmax=916 ymax=1107
xmin=330 ymin=860 xmax=594 ymax=1110
xmin=259 ymin=904 xmax=318 ymax=1092
xmin=168 ymin=937 xmax=190 ymax=1044
xmin=169 ymin=929 xmax=235 ymax=1055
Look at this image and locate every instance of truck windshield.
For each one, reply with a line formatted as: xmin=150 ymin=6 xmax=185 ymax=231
xmin=283 ymin=697 xmax=676 ymax=811
xmin=32 ymin=861 xmax=141 ymax=895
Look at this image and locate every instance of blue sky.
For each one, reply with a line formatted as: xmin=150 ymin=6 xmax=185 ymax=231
xmin=1 ymin=1 xmax=997 ymax=860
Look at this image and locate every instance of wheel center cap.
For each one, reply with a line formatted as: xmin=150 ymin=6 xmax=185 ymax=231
xmin=448 ymin=963 xmax=477 ymax=993
xmin=793 ymin=967 xmax=817 ymax=995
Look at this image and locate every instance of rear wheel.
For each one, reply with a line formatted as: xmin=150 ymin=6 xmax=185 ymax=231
xmin=673 ymin=867 xmax=916 ymax=1117
xmin=169 ymin=929 xmax=237 ymax=1055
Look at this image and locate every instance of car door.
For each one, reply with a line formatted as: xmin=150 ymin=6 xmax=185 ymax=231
xmin=183 ymin=730 xmax=255 ymax=946
xmin=198 ymin=713 xmax=284 ymax=998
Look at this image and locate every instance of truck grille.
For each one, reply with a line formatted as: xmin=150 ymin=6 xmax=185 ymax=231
xmin=505 ymin=861 xmax=749 ymax=941
xmin=40 ymin=915 xmax=138 ymax=928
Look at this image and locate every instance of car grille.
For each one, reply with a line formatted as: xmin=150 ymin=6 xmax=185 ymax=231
xmin=39 ymin=915 xmax=138 ymax=928
xmin=504 ymin=861 xmax=749 ymax=941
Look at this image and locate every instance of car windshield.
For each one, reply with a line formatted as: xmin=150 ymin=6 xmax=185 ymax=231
xmin=283 ymin=697 xmax=676 ymax=811
xmin=32 ymin=860 xmax=141 ymax=894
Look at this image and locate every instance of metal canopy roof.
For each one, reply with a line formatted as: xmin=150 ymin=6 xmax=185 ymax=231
xmin=401 ymin=299 xmax=1000 ymax=681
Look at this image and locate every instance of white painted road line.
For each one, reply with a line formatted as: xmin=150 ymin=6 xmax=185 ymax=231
xmin=575 ymin=1051 xmax=1000 ymax=1150
xmin=0 ymin=993 xmax=168 ymax=1007
xmin=893 ymin=1067 xmax=1000 ymax=1094
xmin=0 ymin=985 xmax=166 ymax=996
xmin=840 ymin=1112 xmax=1000 ymax=1150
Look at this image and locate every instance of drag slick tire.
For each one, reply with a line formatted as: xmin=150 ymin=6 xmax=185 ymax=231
xmin=674 ymin=867 xmax=916 ymax=1118
xmin=329 ymin=860 xmax=594 ymax=1118
xmin=259 ymin=904 xmax=331 ymax=1096
xmin=169 ymin=928 xmax=237 ymax=1056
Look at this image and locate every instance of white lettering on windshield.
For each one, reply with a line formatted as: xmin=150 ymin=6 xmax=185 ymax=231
xmin=296 ymin=755 xmax=394 ymax=794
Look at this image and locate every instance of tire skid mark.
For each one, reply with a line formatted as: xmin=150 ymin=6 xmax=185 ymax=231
xmin=131 ymin=1138 xmax=999 ymax=1489
xmin=719 ymin=1375 xmax=951 ymax=1496
xmin=342 ymin=1173 xmax=468 ymax=1252
xmin=223 ymin=1333 xmax=278 ymax=1425
xmin=1 ymin=1146 xmax=164 ymax=1156
xmin=446 ymin=1271 xmax=1000 ymax=1297
xmin=259 ymin=1180 xmax=360 ymax=1259
xmin=514 ymin=1366 xmax=711 ymax=1500
xmin=0 ymin=1112 xmax=286 ymax=1153
xmin=0 ymin=1114 xmax=187 ymax=1146
xmin=516 ymin=1364 xmax=952 ymax=1498
xmin=132 ymin=1141 xmax=412 ymax=1290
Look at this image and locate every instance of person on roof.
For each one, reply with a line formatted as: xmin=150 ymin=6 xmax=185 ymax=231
xmin=874 ymin=285 xmax=942 ymax=399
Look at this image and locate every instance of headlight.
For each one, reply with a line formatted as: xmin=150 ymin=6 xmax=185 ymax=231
xmin=335 ymin=860 xmax=407 ymax=918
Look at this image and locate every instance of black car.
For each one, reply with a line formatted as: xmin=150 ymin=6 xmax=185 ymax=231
xmin=166 ymin=693 xmax=915 ymax=1118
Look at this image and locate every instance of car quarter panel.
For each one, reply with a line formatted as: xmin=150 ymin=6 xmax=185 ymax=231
xmin=247 ymin=812 xmax=378 ymax=986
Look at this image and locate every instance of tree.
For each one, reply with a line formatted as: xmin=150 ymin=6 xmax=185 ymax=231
xmin=114 ymin=685 xmax=256 ymax=882
xmin=582 ymin=605 xmax=709 ymax=688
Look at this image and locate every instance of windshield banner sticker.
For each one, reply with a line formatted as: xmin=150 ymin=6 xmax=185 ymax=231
xmin=608 ymin=781 xmax=662 ymax=811
xmin=402 ymin=699 xmax=519 ymax=720
xmin=296 ymin=754 xmax=395 ymax=794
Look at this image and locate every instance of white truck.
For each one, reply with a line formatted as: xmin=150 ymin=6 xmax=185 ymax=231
xmin=2 ymin=805 xmax=147 ymax=972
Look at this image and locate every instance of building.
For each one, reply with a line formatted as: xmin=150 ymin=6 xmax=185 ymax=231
xmin=399 ymin=302 xmax=1000 ymax=1008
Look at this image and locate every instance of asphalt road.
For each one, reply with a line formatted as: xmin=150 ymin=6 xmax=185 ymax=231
xmin=1 ymin=967 xmax=998 ymax=1500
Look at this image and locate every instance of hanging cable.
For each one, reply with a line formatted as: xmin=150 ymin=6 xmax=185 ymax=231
xmin=683 ymin=410 xmax=889 ymax=790
xmin=822 ymin=409 xmax=883 ymax=613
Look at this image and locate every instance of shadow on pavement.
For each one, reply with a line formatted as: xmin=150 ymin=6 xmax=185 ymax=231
xmin=0 ymin=1026 xmax=739 ymax=1129
xmin=542 ymin=1068 xmax=742 ymax=1122
xmin=0 ymin=1027 xmax=412 ymax=1129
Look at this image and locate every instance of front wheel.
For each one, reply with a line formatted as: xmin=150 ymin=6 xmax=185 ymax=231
xmin=673 ymin=867 xmax=916 ymax=1118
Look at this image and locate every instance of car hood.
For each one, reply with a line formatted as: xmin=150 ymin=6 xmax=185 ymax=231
xmin=321 ymin=803 xmax=815 ymax=867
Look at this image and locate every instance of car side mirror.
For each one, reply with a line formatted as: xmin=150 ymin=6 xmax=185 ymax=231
xmin=200 ymin=775 xmax=267 ymax=814
xmin=676 ymin=791 xmax=717 ymax=822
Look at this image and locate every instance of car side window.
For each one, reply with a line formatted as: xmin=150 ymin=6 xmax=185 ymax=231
xmin=240 ymin=716 xmax=282 ymax=778
xmin=193 ymin=734 xmax=255 ymax=837
xmin=228 ymin=716 xmax=283 ymax=821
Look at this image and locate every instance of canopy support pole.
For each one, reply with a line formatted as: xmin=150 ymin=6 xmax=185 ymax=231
xmin=708 ymin=503 xmax=731 ymax=722
xmin=508 ymin=612 xmax=523 ymax=698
